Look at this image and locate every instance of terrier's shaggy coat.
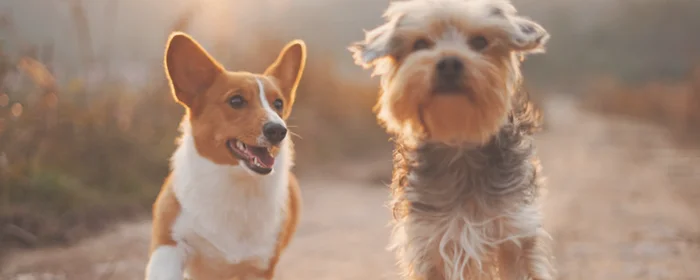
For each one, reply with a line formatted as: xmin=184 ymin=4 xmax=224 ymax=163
xmin=349 ymin=0 xmax=555 ymax=279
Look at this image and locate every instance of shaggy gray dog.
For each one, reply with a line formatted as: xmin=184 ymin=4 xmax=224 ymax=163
xmin=349 ymin=0 xmax=556 ymax=279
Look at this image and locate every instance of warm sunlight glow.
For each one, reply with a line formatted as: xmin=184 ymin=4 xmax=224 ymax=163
xmin=10 ymin=103 xmax=23 ymax=118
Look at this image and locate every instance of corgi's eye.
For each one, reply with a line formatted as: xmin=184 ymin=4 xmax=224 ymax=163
xmin=228 ymin=95 xmax=247 ymax=109
xmin=273 ymin=99 xmax=283 ymax=110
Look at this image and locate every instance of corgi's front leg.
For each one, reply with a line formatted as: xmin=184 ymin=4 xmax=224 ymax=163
xmin=145 ymin=244 xmax=187 ymax=280
xmin=147 ymin=179 xmax=186 ymax=280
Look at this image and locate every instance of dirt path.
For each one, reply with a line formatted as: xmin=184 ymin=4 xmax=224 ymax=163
xmin=538 ymin=97 xmax=700 ymax=280
xmin=2 ymin=97 xmax=700 ymax=280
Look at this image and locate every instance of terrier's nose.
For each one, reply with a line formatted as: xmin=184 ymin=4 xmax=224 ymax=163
xmin=436 ymin=56 xmax=464 ymax=78
xmin=263 ymin=122 xmax=288 ymax=145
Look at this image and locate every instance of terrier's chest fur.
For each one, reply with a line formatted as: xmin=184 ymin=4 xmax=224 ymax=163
xmin=389 ymin=118 xmax=546 ymax=279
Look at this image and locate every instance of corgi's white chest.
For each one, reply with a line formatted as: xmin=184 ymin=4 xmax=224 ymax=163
xmin=171 ymin=189 xmax=284 ymax=264
xmin=168 ymin=122 xmax=291 ymax=264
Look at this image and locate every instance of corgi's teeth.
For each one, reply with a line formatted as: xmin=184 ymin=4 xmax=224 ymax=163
xmin=253 ymin=157 xmax=261 ymax=167
xmin=236 ymin=141 xmax=246 ymax=150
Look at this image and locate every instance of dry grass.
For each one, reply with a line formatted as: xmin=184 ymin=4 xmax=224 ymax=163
xmin=582 ymin=64 xmax=700 ymax=144
xmin=0 ymin=10 xmax=388 ymax=254
xmin=2 ymin=0 xmax=700 ymax=259
xmin=0 ymin=54 xmax=181 ymax=250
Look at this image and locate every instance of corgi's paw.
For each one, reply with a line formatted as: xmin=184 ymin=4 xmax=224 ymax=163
xmin=145 ymin=245 xmax=186 ymax=280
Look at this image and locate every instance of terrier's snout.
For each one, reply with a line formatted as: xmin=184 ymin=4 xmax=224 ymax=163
xmin=436 ymin=56 xmax=464 ymax=78
xmin=263 ymin=122 xmax=288 ymax=145
xmin=435 ymin=56 xmax=465 ymax=92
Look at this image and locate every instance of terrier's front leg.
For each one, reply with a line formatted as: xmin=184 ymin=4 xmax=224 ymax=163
xmin=523 ymin=234 xmax=555 ymax=280
xmin=498 ymin=234 xmax=555 ymax=280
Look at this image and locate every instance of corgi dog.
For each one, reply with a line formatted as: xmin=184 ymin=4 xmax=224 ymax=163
xmin=145 ymin=32 xmax=306 ymax=280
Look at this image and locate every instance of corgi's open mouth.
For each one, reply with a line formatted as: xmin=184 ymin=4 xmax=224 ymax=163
xmin=226 ymin=139 xmax=275 ymax=175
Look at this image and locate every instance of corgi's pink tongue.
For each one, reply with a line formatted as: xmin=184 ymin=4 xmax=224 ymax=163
xmin=249 ymin=147 xmax=275 ymax=168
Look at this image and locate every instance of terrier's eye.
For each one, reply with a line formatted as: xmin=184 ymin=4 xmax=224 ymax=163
xmin=228 ymin=94 xmax=247 ymax=109
xmin=469 ymin=36 xmax=489 ymax=51
xmin=273 ymin=99 xmax=283 ymax=110
xmin=413 ymin=39 xmax=431 ymax=51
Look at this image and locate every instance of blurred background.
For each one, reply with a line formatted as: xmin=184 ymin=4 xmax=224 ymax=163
xmin=1 ymin=0 xmax=699 ymax=279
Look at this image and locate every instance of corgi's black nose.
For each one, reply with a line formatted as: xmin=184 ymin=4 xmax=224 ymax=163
xmin=263 ymin=122 xmax=288 ymax=145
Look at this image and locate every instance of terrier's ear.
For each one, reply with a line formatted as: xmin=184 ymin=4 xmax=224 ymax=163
xmin=164 ymin=32 xmax=224 ymax=107
xmin=348 ymin=14 xmax=404 ymax=69
xmin=504 ymin=15 xmax=549 ymax=53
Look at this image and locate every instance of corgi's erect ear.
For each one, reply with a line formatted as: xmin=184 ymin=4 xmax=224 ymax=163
xmin=264 ymin=40 xmax=307 ymax=113
xmin=164 ymin=32 xmax=224 ymax=107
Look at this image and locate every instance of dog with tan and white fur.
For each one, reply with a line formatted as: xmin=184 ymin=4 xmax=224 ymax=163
xmin=145 ymin=32 xmax=305 ymax=280
xmin=349 ymin=0 xmax=555 ymax=279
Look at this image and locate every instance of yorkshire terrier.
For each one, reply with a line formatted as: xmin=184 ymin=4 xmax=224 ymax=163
xmin=349 ymin=0 xmax=554 ymax=279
